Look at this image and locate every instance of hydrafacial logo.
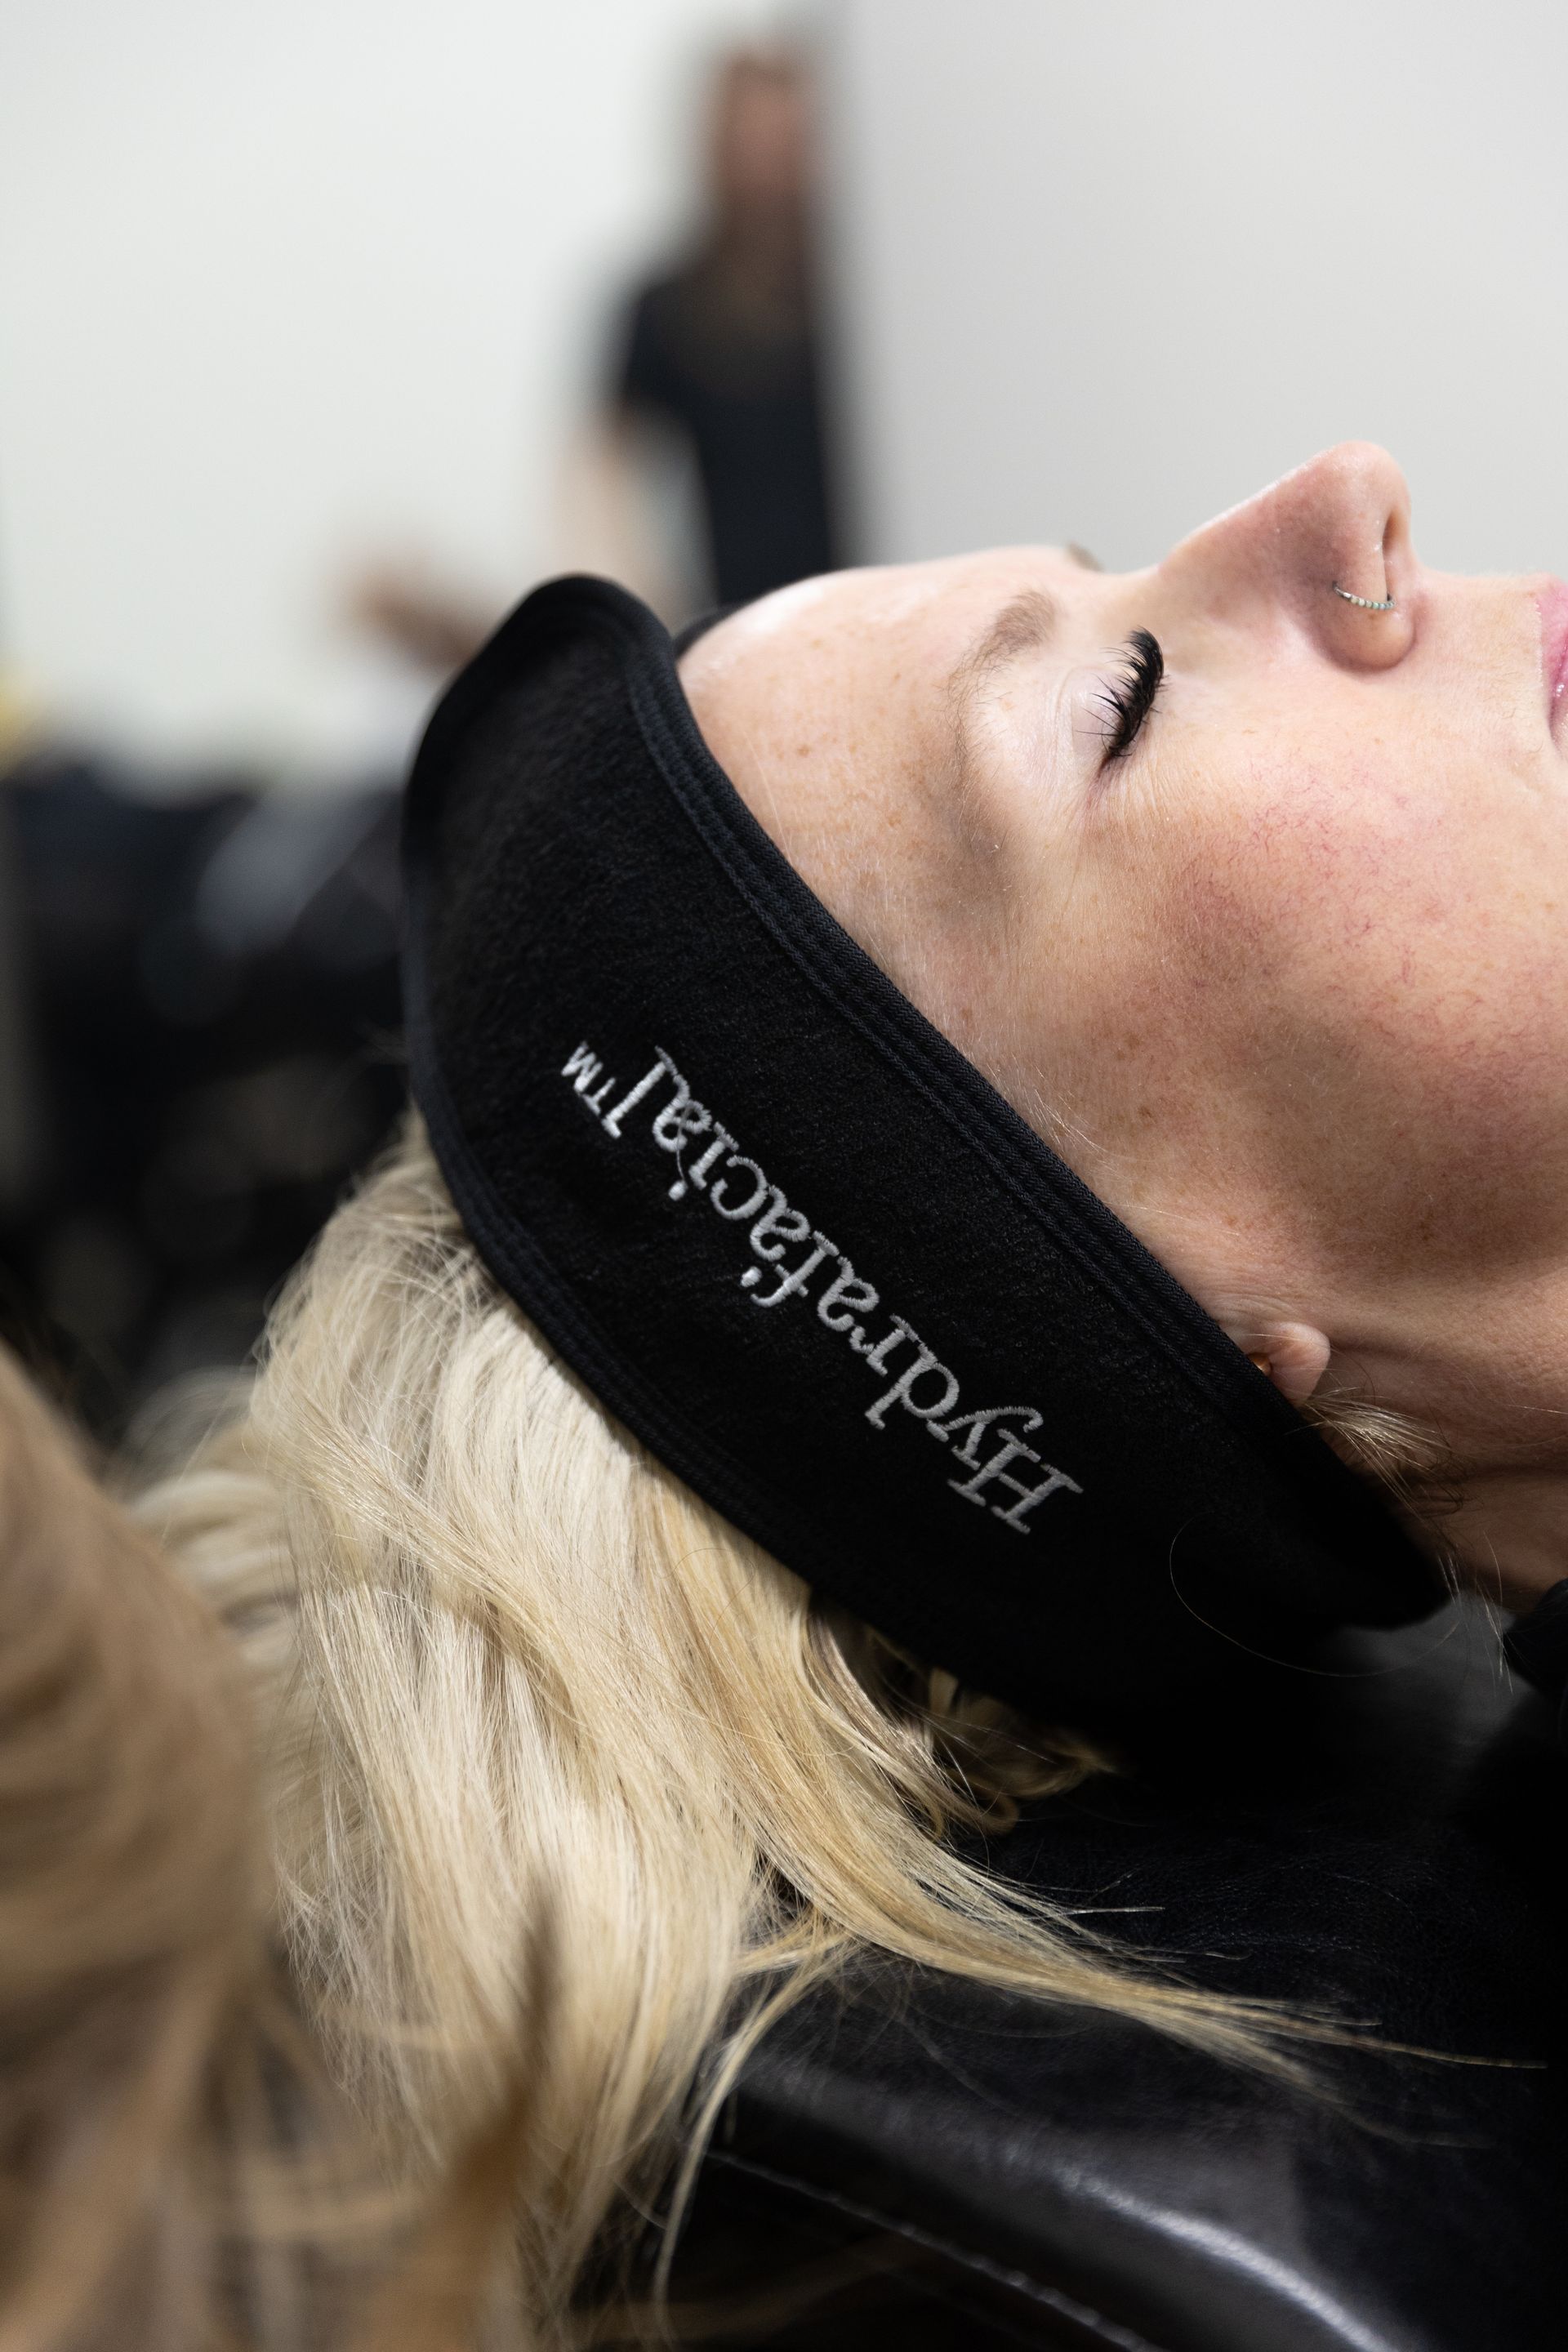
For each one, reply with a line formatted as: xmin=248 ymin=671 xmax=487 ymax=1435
xmin=562 ymin=1040 xmax=1084 ymax=1535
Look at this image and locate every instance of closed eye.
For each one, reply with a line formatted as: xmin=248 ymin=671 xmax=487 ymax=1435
xmin=1097 ymin=630 xmax=1164 ymax=764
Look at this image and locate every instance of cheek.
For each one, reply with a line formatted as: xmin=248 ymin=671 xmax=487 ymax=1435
xmin=1057 ymin=753 xmax=1568 ymax=1270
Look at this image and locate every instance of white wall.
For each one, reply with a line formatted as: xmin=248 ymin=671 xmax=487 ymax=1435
xmin=16 ymin=2 xmax=1563 ymax=766
xmin=0 ymin=0 xmax=782 ymax=767
xmin=830 ymin=0 xmax=1568 ymax=577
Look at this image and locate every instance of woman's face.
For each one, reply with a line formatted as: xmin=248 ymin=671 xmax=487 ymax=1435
xmin=682 ymin=444 xmax=1568 ymax=1459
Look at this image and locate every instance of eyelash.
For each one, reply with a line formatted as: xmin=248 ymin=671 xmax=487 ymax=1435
xmin=1096 ymin=629 xmax=1164 ymax=763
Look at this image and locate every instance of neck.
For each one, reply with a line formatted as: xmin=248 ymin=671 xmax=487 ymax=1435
xmin=1324 ymin=1263 xmax=1568 ymax=1616
xmin=1416 ymin=1467 xmax=1568 ymax=1613
xmin=1156 ymin=1215 xmax=1568 ymax=1618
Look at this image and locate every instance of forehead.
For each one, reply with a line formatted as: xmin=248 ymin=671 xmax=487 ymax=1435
xmin=679 ymin=545 xmax=1145 ymax=929
xmin=686 ymin=547 xmax=1098 ymax=737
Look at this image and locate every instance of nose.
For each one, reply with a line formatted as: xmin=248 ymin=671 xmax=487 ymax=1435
xmin=1157 ymin=442 xmax=1416 ymax=670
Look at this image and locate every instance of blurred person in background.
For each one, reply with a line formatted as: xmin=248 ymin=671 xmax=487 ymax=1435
xmin=596 ymin=42 xmax=840 ymax=612
xmin=357 ymin=42 xmax=841 ymax=675
xmin=0 ymin=38 xmax=842 ymax=1440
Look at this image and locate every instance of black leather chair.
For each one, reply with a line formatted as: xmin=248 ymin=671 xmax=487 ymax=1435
xmin=674 ymin=1603 xmax=1567 ymax=2349
xmin=0 ymin=753 xmax=403 ymax=1422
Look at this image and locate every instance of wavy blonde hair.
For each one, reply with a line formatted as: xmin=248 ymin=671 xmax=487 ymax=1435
xmin=0 ymin=1330 xmax=583 ymax=2351
xmin=123 ymin=1116 xmax=1325 ymax=2347
xmin=0 ymin=1343 xmax=266 ymax=2351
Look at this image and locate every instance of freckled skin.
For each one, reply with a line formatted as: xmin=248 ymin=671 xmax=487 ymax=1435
xmin=683 ymin=446 xmax=1568 ymax=1604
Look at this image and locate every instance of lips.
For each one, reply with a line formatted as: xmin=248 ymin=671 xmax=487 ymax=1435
xmin=1537 ymin=578 xmax=1568 ymax=738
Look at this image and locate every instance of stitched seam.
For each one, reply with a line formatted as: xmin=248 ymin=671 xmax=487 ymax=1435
xmin=700 ymin=2148 xmax=1174 ymax=2352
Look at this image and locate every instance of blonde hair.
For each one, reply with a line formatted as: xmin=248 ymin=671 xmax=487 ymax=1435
xmin=0 ymin=1343 xmax=261 ymax=2348
xmin=0 ymin=1333 xmax=573 ymax=2351
xmin=131 ymin=1118 xmax=1309 ymax=2346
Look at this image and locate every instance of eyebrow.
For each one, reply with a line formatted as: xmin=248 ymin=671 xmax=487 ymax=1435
xmin=941 ymin=590 xmax=1061 ymax=840
xmin=951 ymin=588 xmax=1060 ymax=700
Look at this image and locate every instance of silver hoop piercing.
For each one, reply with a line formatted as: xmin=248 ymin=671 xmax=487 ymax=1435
xmin=1330 ymin=581 xmax=1396 ymax=612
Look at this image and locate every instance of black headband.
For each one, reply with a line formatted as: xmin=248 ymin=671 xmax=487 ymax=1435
xmin=402 ymin=575 xmax=1437 ymax=1728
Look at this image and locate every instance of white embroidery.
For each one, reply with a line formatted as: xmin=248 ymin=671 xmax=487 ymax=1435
xmin=708 ymin=1153 xmax=768 ymax=1221
xmin=750 ymin=1190 xmax=813 ymax=1261
xmin=686 ymin=1129 xmax=736 ymax=1189
xmin=559 ymin=1040 xmax=1084 ymax=1532
xmin=930 ymin=1403 xmax=1042 ymax=1464
xmin=561 ymin=1042 xmax=617 ymax=1115
xmin=863 ymin=1321 xmax=960 ymax=1430
xmin=749 ymin=1235 xmax=835 ymax=1310
xmin=652 ymin=1088 xmax=714 ymax=1199
xmin=600 ymin=1061 xmax=666 ymax=1137
xmin=817 ymin=1262 xmax=879 ymax=1337
xmin=949 ymin=1443 xmax=1080 ymax=1532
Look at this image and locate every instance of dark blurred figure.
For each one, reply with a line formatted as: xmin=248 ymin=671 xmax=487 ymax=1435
xmin=0 ymin=751 xmax=403 ymax=1431
xmin=609 ymin=44 xmax=840 ymax=608
xmin=352 ymin=43 xmax=842 ymax=679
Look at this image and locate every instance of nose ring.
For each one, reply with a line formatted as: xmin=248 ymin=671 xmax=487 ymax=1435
xmin=1330 ymin=581 xmax=1396 ymax=612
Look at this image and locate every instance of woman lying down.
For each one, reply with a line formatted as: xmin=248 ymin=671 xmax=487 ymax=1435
xmin=7 ymin=439 xmax=1568 ymax=2347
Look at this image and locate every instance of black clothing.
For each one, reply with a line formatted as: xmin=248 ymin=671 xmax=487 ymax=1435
xmin=613 ymin=266 xmax=838 ymax=607
xmin=1505 ymin=1574 xmax=1568 ymax=1739
xmin=674 ymin=1606 xmax=1568 ymax=2348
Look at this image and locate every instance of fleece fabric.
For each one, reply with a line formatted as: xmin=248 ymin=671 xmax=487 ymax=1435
xmin=402 ymin=574 xmax=1439 ymax=1728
